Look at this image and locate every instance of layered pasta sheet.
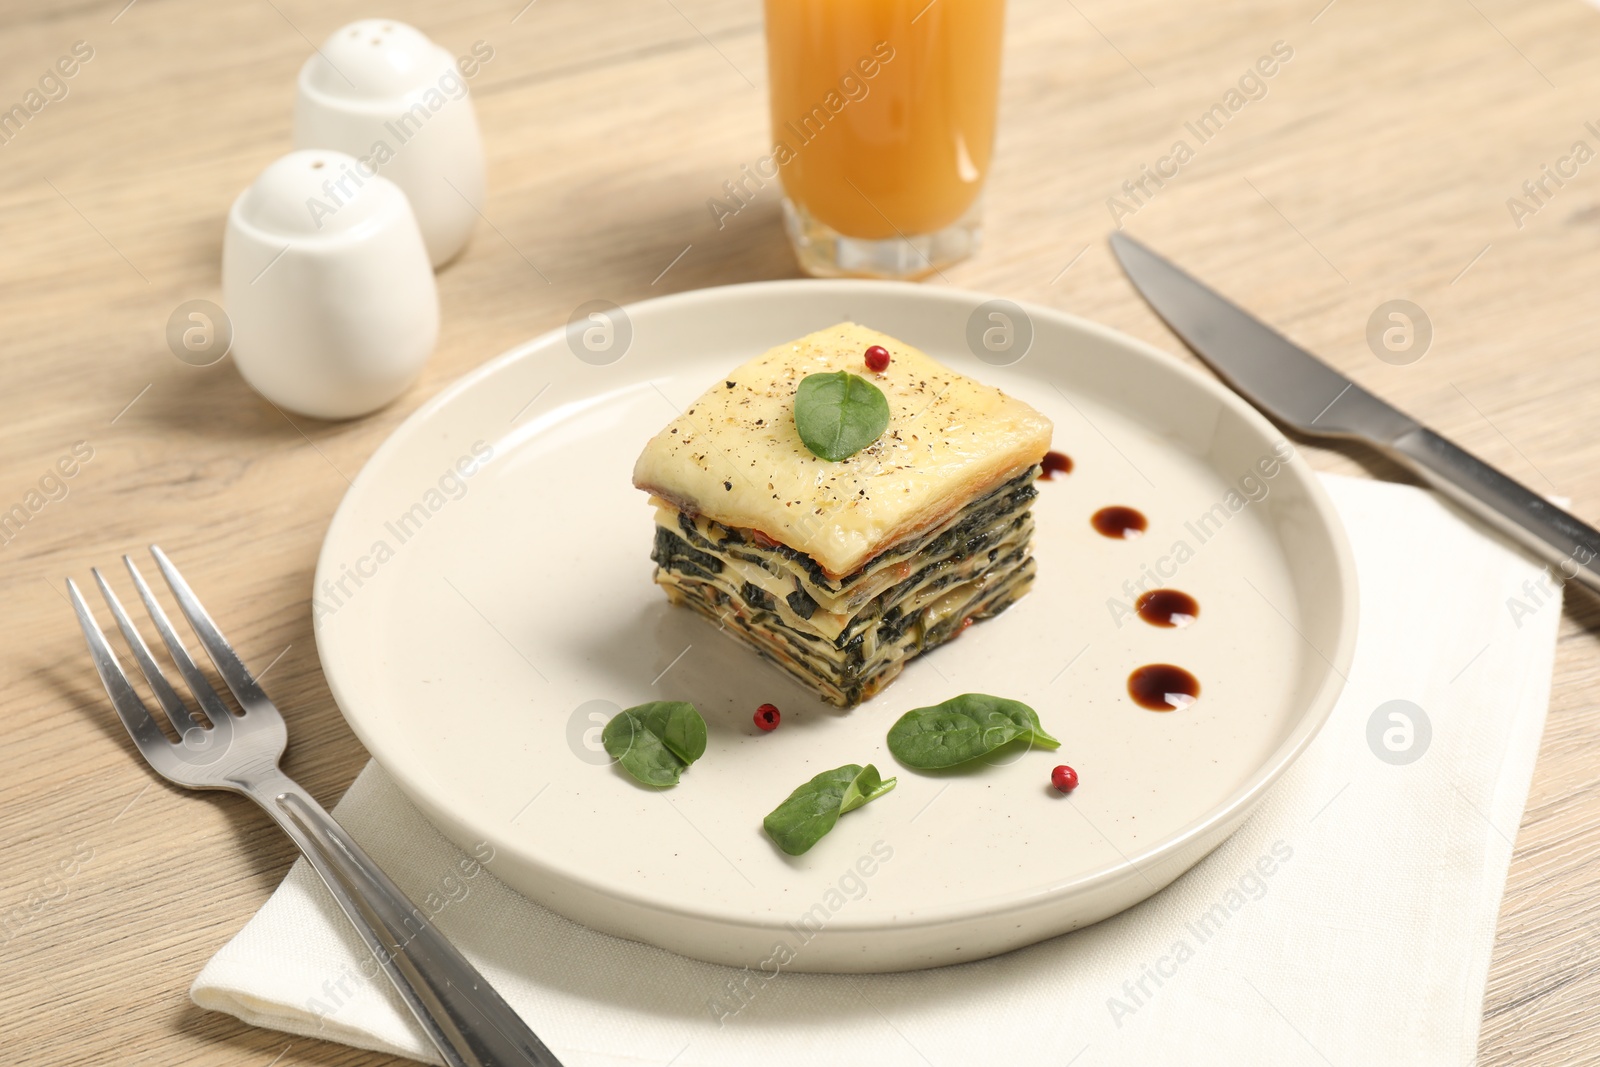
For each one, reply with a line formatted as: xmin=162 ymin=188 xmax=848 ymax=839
xmin=649 ymin=467 xmax=1040 ymax=706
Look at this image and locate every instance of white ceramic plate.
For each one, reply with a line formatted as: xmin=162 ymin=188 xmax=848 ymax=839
xmin=315 ymin=280 xmax=1356 ymax=973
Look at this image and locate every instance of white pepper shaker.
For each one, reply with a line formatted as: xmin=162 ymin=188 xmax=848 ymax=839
xmin=293 ymin=19 xmax=486 ymax=268
xmin=222 ymin=149 xmax=438 ymax=419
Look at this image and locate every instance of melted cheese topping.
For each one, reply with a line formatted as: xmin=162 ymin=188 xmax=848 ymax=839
xmin=632 ymin=322 xmax=1053 ymax=578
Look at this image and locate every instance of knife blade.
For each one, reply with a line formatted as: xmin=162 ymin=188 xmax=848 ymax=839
xmin=1109 ymin=231 xmax=1600 ymax=595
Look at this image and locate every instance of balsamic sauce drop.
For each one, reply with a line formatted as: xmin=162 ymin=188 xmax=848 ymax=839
xmin=1134 ymin=589 xmax=1199 ymax=628
xmin=1091 ymin=505 xmax=1148 ymax=539
xmin=1127 ymin=664 xmax=1200 ymax=711
xmin=1039 ymin=451 xmax=1073 ymax=480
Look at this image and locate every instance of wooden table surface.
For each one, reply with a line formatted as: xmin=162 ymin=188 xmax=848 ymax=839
xmin=4 ymin=0 xmax=1600 ymax=1062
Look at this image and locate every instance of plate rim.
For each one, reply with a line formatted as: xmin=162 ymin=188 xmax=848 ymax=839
xmin=314 ymin=277 xmax=1359 ymax=934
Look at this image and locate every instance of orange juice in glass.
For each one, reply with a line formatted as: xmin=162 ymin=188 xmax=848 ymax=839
xmin=763 ymin=0 xmax=1005 ymax=278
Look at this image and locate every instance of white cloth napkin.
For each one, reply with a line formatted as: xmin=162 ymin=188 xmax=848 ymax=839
xmin=193 ymin=473 xmax=1564 ymax=1065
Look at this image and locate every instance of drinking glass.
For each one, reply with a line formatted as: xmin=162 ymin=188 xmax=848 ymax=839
xmin=763 ymin=0 xmax=1006 ymax=279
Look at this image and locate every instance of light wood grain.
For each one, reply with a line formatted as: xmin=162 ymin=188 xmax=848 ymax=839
xmin=2 ymin=0 xmax=1599 ymax=1062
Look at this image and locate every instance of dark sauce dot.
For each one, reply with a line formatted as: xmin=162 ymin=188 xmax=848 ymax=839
xmin=1039 ymin=451 xmax=1073 ymax=480
xmin=1092 ymin=506 xmax=1147 ymax=539
xmin=1127 ymin=664 xmax=1200 ymax=711
xmin=1135 ymin=589 xmax=1199 ymax=628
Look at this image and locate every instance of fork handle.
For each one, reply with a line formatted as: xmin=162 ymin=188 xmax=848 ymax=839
xmin=240 ymin=769 xmax=564 ymax=1067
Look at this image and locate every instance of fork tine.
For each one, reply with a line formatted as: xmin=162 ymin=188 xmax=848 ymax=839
xmin=123 ymin=555 xmax=235 ymax=728
xmin=91 ymin=566 xmax=207 ymax=739
xmin=148 ymin=545 xmax=272 ymax=714
xmin=67 ymin=578 xmax=175 ymax=762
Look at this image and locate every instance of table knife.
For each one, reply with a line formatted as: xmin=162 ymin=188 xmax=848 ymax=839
xmin=1109 ymin=231 xmax=1600 ymax=595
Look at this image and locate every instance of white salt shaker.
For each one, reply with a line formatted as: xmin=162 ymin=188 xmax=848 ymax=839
xmin=293 ymin=19 xmax=486 ymax=268
xmin=222 ymin=149 xmax=439 ymax=419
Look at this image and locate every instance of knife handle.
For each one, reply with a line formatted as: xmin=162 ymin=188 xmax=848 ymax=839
xmin=1389 ymin=426 xmax=1600 ymax=595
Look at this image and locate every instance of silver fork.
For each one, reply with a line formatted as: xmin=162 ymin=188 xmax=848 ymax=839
xmin=68 ymin=545 xmax=563 ymax=1067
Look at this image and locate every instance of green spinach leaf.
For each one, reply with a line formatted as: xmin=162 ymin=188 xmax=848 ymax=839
xmin=793 ymin=371 xmax=891 ymax=462
xmin=886 ymin=694 xmax=1059 ymax=770
xmin=602 ymin=701 xmax=707 ymax=786
xmin=763 ymin=763 xmax=896 ymax=855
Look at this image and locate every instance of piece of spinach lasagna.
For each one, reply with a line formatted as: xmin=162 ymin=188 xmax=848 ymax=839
xmin=632 ymin=323 xmax=1052 ymax=707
